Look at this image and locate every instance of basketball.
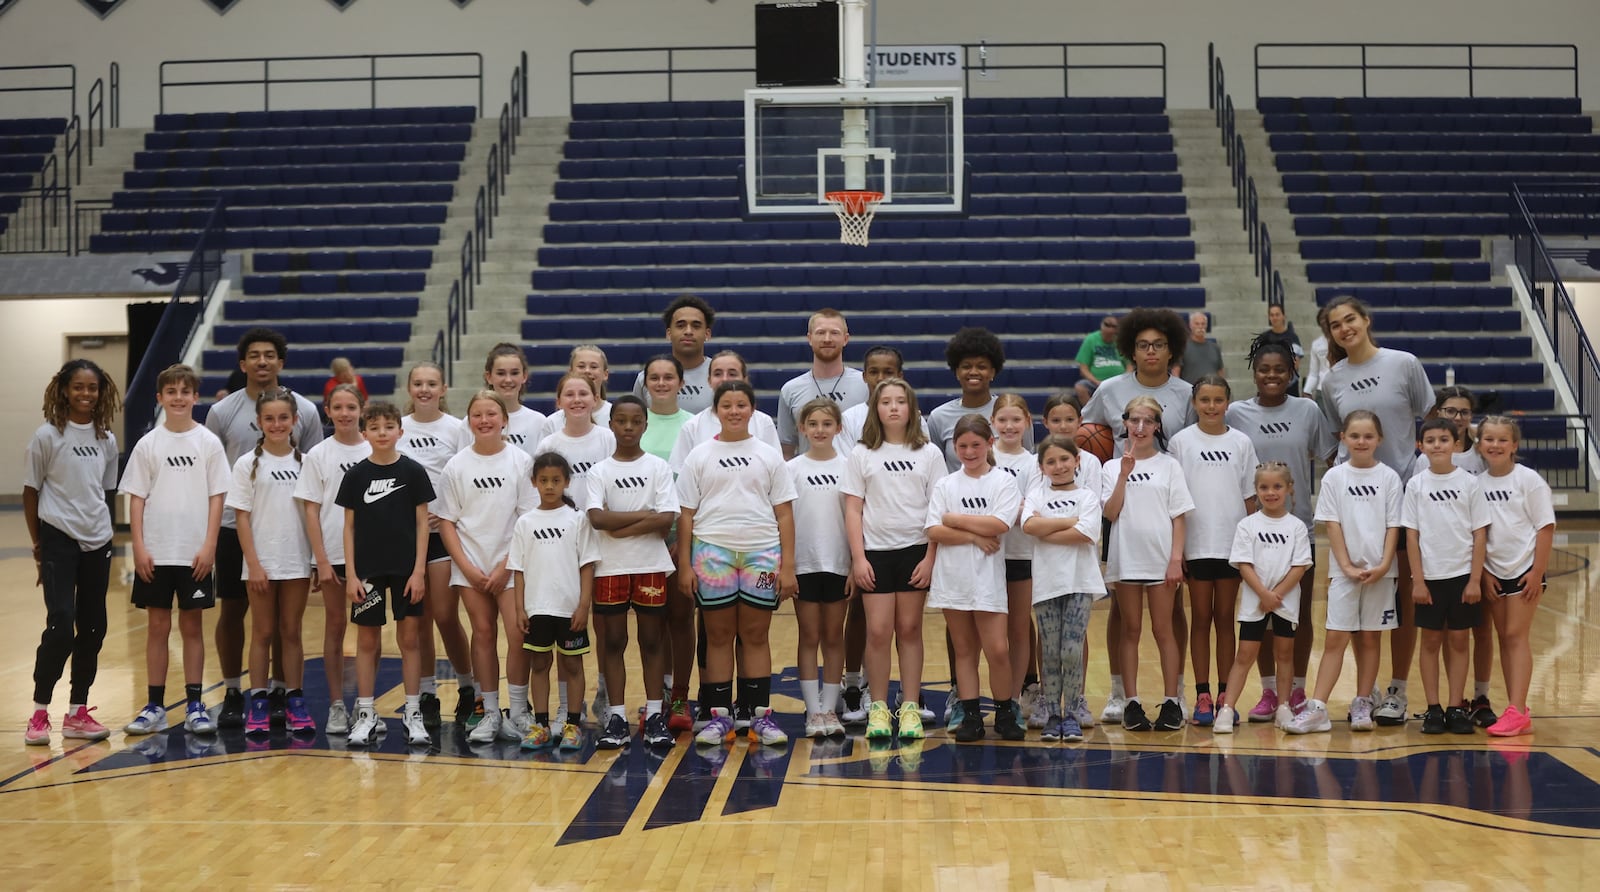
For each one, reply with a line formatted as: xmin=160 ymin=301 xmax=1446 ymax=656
xmin=1076 ymin=423 xmax=1115 ymax=462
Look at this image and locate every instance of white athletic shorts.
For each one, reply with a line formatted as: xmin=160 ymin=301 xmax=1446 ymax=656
xmin=1325 ymin=574 xmax=1399 ymax=632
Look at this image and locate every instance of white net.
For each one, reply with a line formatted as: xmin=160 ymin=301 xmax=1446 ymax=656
xmin=825 ymin=190 xmax=884 ymax=247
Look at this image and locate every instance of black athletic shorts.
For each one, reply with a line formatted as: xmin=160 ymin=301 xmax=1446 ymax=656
xmin=523 ymin=615 xmax=591 ymax=655
xmin=1414 ymin=574 xmax=1481 ymax=631
xmin=1186 ymin=558 xmax=1240 ymax=582
xmin=214 ymin=526 xmax=246 ymax=600
xmin=1238 ymin=613 xmax=1296 ymax=642
xmin=864 ymin=544 xmax=929 ymax=594
xmin=796 ymin=572 xmax=849 ymax=604
xmin=351 ymin=574 xmax=425 ymax=627
xmin=1005 ymin=559 xmax=1032 ymax=583
xmin=132 ymin=566 xmax=216 ymax=611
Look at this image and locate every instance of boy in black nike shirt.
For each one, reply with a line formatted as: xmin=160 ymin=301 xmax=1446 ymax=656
xmin=336 ymin=401 xmax=435 ymax=746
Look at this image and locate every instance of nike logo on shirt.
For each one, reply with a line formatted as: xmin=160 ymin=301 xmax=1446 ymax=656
xmin=364 ymin=480 xmax=405 ymax=504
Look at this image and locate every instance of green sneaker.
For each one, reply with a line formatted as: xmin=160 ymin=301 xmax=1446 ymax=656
xmin=865 ymin=700 xmax=894 ymax=739
xmin=465 ymin=696 xmax=485 ymax=729
xmin=896 ymin=701 xmax=924 ymax=740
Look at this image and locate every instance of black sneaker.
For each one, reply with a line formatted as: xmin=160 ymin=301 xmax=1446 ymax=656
xmin=419 ymin=692 xmax=441 ymax=729
xmin=1445 ymin=705 xmax=1475 ymax=735
xmin=1468 ymin=695 xmax=1498 ymax=728
xmin=217 ymin=688 xmax=246 ymax=729
xmin=268 ymin=689 xmax=288 ymax=727
xmin=1122 ymin=699 xmax=1152 ymax=731
xmin=642 ymin=712 xmax=673 ymax=748
xmin=597 ymin=713 xmax=630 ymax=749
xmin=1420 ymin=705 xmax=1447 ymax=734
xmin=454 ymin=687 xmax=476 ymax=724
xmin=954 ymin=711 xmax=986 ymax=742
xmin=1153 ymin=698 xmax=1184 ymax=731
xmin=993 ymin=700 xmax=1026 ymax=741
xmin=733 ymin=701 xmax=754 ymax=735
xmin=841 ymin=685 xmax=863 ymax=715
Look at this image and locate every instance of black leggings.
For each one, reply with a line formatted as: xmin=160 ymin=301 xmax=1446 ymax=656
xmin=32 ymin=523 xmax=112 ymax=705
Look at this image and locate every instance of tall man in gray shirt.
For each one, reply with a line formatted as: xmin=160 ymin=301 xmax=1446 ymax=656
xmin=776 ymin=308 xmax=868 ymax=459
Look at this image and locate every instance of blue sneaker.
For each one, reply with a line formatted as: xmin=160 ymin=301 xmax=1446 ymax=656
xmin=945 ymin=699 xmax=965 ymax=733
xmin=245 ymin=693 xmax=271 ymax=736
xmin=1192 ymin=692 xmax=1215 ymax=727
xmin=1056 ymin=714 xmax=1084 ymax=742
xmin=184 ymin=700 xmax=216 ymax=735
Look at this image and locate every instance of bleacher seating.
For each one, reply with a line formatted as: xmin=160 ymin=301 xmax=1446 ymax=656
xmin=0 ymin=117 xmax=67 ymax=238
xmin=530 ymin=97 xmax=1198 ymax=406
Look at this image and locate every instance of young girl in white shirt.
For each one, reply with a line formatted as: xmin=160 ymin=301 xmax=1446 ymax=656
xmin=1288 ymin=410 xmax=1401 ymax=734
xmin=294 ymin=383 xmax=370 ymax=733
xmin=991 ymin=394 xmax=1045 ymax=727
xmin=669 ymin=351 xmax=782 ymax=469
xmin=1477 ymin=416 xmax=1555 ymax=738
xmin=788 ymin=398 xmax=852 ymax=738
xmin=1041 ymin=391 xmax=1102 ymax=731
xmin=1213 ymin=462 xmax=1313 ymax=733
xmin=679 ymin=379 xmax=798 ymax=748
xmin=841 ymin=377 xmax=946 ymax=740
xmin=227 ymin=388 xmax=314 ymax=735
xmin=481 ymin=343 xmax=548 ymax=458
xmin=1022 ymin=435 xmax=1104 ymax=743
xmin=1167 ymin=374 xmax=1257 ymax=726
xmin=927 ymin=414 xmax=1025 ymax=742
xmin=398 ymin=361 xmax=475 ymax=726
xmin=437 ymin=391 xmax=538 ymax=745
xmin=1101 ymin=396 xmax=1194 ymax=733
xmin=543 ymin=344 xmax=615 ymax=438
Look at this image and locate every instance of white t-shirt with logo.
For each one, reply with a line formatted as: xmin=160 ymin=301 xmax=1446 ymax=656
xmin=993 ymin=448 xmax=1041 ymax=560
xmin=1230 ymin=511 xmax=1314 ymax=622
xmin=677 ymin=436 xmax=797 ymax=552
xmin=535 ymin=426 xmax=617 ymax=512
xmin=435 ymin=446 xmax=538 ymax=588
xmin=540 ymin=403 xmax=612 ymax=443
xmin=399 ymin=413 xmax=469 ymax=516
xmin=226 ymin=450 xmax=312 ymax=580
xmin=924 ymin=466 xmax=1022 ymax=612
xmin=1167 ymin=425 xmax=1258 ymax=560
xmin=584 ymin=453 xmax=677 ymax=576
xmin=459 ymin=404 xmax=547 ymax=461
xmin=294 ymin=437 xmax=371 ymax=565
xmin=1024 ymin=481 xmax=1105 ymax=603
xmin=836 ymin=402 xmax=929 ymax=457
xmin=1100 ymin=451 xmax=1195 ymax=582
xmin=508 ymin=505 xmax=600 ymax=617
xmin=119 ymin=424 xmax=231 ymax=566
xmin=841 ymin=440 xmax=946 ymax=551
xmin=205 ymin=387 xmax=323 ymax=528
xmin=1319 ymin=347 xmax=1433 ymax=479
xmin=1314 ymin=462 xmax=1403 ymax=578
xmin=22 ymin=421 xmax=118 ymax=550
xmin=668 ymin=408 xmax=782 ymax=472
xmin=1401 ymin=466 xmax=1491 ymax=579
xmin=787 ymin=452 xmax=851 ymax=576
xmin=1479 ymin=464 xmax=1556 ymax=579
xmin=1227 ymin=396 xmax=1336 ymax=533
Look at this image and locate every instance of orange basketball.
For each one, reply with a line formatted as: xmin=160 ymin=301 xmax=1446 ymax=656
xmin=1075 ymin=422 xmax=1115 ymax=462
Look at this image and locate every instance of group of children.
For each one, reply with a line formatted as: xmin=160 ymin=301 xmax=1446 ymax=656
xmin=21 ymin=301 xmax=1555 ymax=750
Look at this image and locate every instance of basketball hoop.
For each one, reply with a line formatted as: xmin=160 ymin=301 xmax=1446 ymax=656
xmin=824 ymin=189 xmax=884 ymax=246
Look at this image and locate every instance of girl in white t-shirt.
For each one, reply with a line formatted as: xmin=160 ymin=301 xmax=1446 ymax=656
xmin=227 ymin=388 xmax=314 ymax=735
xmin=1290 ymin=410 xmax=1401 ymax=734
xmin=927 ymin=414 xmax=1024 ymax=743
xmin=438 ymin=390 xmax=538 ymax=745
xmin=1022 ymin=435 xmax=1105 ymax=743
xmin=841 ymin=377 xmax=946 ymax=739
xmin=668 ymin=351 xmax=783 ymax=469
xmin=1101 ymin=396 xmax=1195 ymax=733
xmin=1213 ymin=463 xmax=1313 ymax=733
xmin=1041 ymin=390 xmax=1103 ymax=731
xmin=398 ymin=361 xmax=475 ymax=724
xmin=1477 ymin=416 xmax=1555 ymax=738
xmin=480 ymin=342 xmax=548 ymax=458
xmin=294 ymin=383 xmax=370 ymax=733
xmin=991 ymin=393 xmax=1044 ymax=726
xmin=678 ymin=379 xmax=798 ymax=748
xmin=22 ymin=359 xmax=122 ymax=746
xmin=542 ymin=344 xmax=616 ymax=438
xmin=1167 ymin=375 xmax=1257 ymax=727
xmin=788 ymin=398 xmax=852 ymax=738
xmin=508 ymin=451 xmax=600 ymax=752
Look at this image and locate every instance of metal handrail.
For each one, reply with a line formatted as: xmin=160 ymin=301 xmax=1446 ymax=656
xmin=63 ymin=114 xmax=81 ymax=187
xmin=109 ymin=62 xmax=120 ymax=128
xmin=1255 ymin=42 xmax=1579 ymax=99
xmin=159 ymin=52 xmax=484 ymax=114
xmin=87 ymin=79 xmax=105 ymax=165
xmin=1211 ymin=44 xmax=1282 ymax=305
xmin=0 ymin=63 xmax=76 ymax=121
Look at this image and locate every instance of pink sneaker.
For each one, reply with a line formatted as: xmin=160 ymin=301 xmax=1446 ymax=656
xmin=61 ymin=706 xmax=110 ymax=741
xmin=1288 ymin=687 xmax=1308 ymax=715
xmin=1487 ymin=704 xmax=1533 ymax=737
xmin=1247 ymin=688 xmax=1279 ymax=722
xmin=24 ymin=710 xmax=51 ymax=746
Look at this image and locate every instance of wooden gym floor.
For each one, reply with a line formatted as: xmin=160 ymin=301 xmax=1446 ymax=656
xmin=2 ymin=508 xmax=1598 ymax=890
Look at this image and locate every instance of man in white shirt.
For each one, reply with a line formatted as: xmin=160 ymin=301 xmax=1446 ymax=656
xmin=777 ymin=309 xmax=869 ymax=460
xmin=632 ymin=294 xmax=716 ymax=415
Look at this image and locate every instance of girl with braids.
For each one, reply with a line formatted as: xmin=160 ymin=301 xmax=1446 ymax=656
xmin=1226 ymin=333 xmax=1337 ymax=723
xmin=226 ymin=388 xmax=314 ymax=735
xmin=23 ymin=360 xmax=123 ymax=745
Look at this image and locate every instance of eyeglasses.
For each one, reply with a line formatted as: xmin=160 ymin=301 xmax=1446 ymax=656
xmin=1438 ymin=407 xmax=1472 ymax=419
xmin=1134 ymin=340 xmax=1168 ymax=353
xmin=1124 ymin=417 xmax=1159 ymax=429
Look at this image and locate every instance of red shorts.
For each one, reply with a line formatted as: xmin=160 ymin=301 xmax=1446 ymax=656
xmin=593 ymin=572 xmax=669 ymax=615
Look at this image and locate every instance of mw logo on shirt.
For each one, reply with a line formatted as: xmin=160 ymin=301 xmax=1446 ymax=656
xmin=407 ymin=436 xmax=442 ymax=450
xmin=1257 ymin=531 xmax=1289 ymax=544
xmin=504 ymin=433 xmax=527 ymax=445
xmin=959 ymin=497 xmax=989 ymax=510
xmin=822 ymin=390 xmax=847 ymax=402
xmin=571 ymin=461 xmax=597 ymax=475
xmin=1258 ymin=422 xmax=1292 ymax=435
xmin=1427 ymin=490 xmax=1462 ymax=502
xmin=718 ymin=457 xmax=752 ymax=469
xmin=339 ymin=460 xmax=361 ymax=472
xmin=804 ymin=474 xmax=839 ymax=487
xmin=1199 ymin=451 xmax=1233 ymax=463
xmin=527 ymin=527 xmax=566 ymax=541
xmin=472 ymin=477 xmax=505 ymax=489
xmin=1127 ymin=472 xmax=1153 ymax=483
xmin=1346 ymin=485 xmax=1380 ymax=497
xmin=612 ymin=476 xmax=649 ymax=489
xmin=71 ymin=445 xmax=101 ymax=458
xmin=1484 ymin=490 xmax=1514 ymax=502
xmin=268 ymin=469 xmax=299 ymax=482
xmin=1046 ymin=499 xmax=1076 ymax=512
xmin=165 ymin=455 xmax=197 ymax=468
xmin=681 ymin=385 xmax=705 ymax=396
xmin=882 ymin=460 xmax=916 ymax=472
xmin=1348 ymin=377 xmax=1382 ymax=392
xmin=1000 ymin=466 xmax=1019 ymax=477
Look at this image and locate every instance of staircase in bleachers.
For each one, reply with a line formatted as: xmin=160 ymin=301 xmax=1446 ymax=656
xmin=96 ymin=106 xmax=478 ymax=399
xmin=530 ymin=98 xmax=1200 ymax=408
xmin=0 ymin=116 xmax=67 ymax=245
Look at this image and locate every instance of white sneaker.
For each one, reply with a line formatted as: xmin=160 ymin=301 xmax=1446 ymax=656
xmin=124 ymin=704 xmax=167 ymax=735
xmin=347 ymin=708 xmax=378 ymax=747
xmin=1274 ymin=703 xmax=1295 ymax=730
xmin=1027 ymin=692 xmax=1052 ymax=729
xmin=1349 ymin=695 xmax=1376 ymax=732
xmin=1018 ymin=682 xmax=1040 ymax=716
xmin=1213 ymin=705 xmax=1237 ymax=734
xmin=819 ymin=710 xmax=845 ymax=737
xmin=591 ymin=680 xmax=611 ymax=724
xmin=1373 ymin=687 xmax=1409 ymax=726
xmin=1071 ymin=695 xmax=1096 ymax=728
xmin=841 ymin=687 xmax=870 ymax=724
xmin=499 ymin=710 xmax=531 ymax=743
xmin=1100 ymin=694 xmax=1127 ymax=724
xmin=325 ymin=701 xmax=351 ymax=736
xmin=805 ymin=712 xmax=826 ymax=738
xmin=917 ymin=700 xmax=936 ymax=722
xmin=468 ymin=708 xmax=501 ymax=744
xmin=1286 ymin=701 xmax=1332 ymax=734
xmin=403 ymin=707 xmax=430 ymax=745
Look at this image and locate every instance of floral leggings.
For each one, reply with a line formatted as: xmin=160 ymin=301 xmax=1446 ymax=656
xmin=1035 ymin=593 xmax=1094 ymax=717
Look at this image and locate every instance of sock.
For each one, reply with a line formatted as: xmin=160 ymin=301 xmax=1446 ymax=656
xmin=843 ymin=670 xmax=863 ymax=689
xmin=1177 ymin=675 xmax=1186 ymax=697
xmin=1429 ymin=703 xmax=1442 ymax=712
xmin=33 ymin=701 xmax=47 ymax=713
xmin=1195 ymin=682 xmax=1211 ymax=695
xmin=1109 ymin=675 xmax=1125 ymax=699
xmin=1165 ymin=695 xmax=1180 ymax=705
xmin=755 ymin=676 xmax=772 ymax=711
xmin=182 ymin=684 xmax=201 ymax=706
xmin=1023 ymin=672 xmax=1039 ymax=689
xmin=482 ymin=691 xmax=500 ymax=714
xmin=1218 ymin=682 xmax=1227 ymax=694
xmin=708 ymin=681 xmax=734 ymax=712
xmin=1293 ymin=676 xmax=1307 ymax=692
xmin=799 ymin=678 xmax=820 ymax=715
xmin=420 ymin=675 xmax=438 ymax=696
xmin=1261 ymin=677 xmax=1278 ymax=693
xmin=148 ymin=685 xmax=165 ymax=706
xmin=534 ymin=711 xmax=549 ymax=726
xmin=288 ymin=688 xmax=303 ymax=699
xmin=662 ymin=673 xmax=673 ymax=697
xmin=357 ymin=696 xmax=375 ymax=711
xmin=738 ymin=677 xmax=764 ymax=712
xmin=224 ymin=676 xmax=241 ymax=693
xmin=696 ymin=682 xmax=711 ymax=715
xmin=596 ymin=676 xmax=609 ymax=700
xmin=821 ymin=682 xmax=841 ymax=715
xmin=270 ymin=679 xmax=285 ymax=694
xmin=1475 ymin=681 xmax=1490 ymax=699
xmin=646 ymin=699 xmax=662 ymax=718
xmin=508 ymin=684 xmax=529 ymax=719
xmin=457 ymin=672 xmax=476 ymax=692
xmin=405 ymin=694 xmax=420 ymax=714
xmin=609 ymin=705 xmax=626 ymax=721
xmin=557 ymin=681 xmax=568 ymax=717
xmin=1393 ymin=679 xmax=1408 ymax=696
xmin=566 ymin=711 xmax=582 ymax=726
xmin=251 ymin=687 xmax=269 ymax=700
xmin=962 ymin=697 xmax=981 ymax=719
